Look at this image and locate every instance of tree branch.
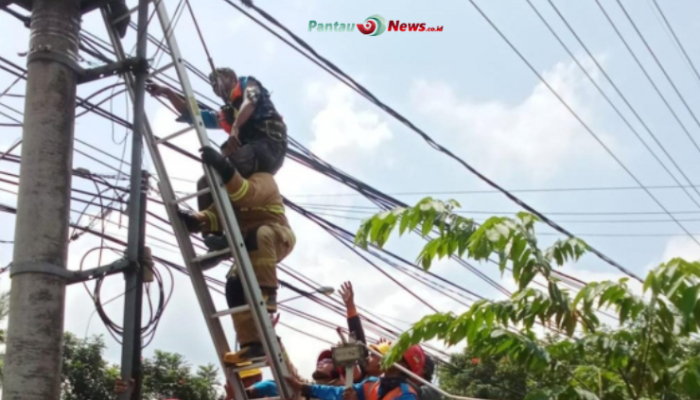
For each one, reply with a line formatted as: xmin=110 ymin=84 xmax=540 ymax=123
xmin=618 ymin=367 xmax=638 ymax=400
xmin=637 ymin=299 xmax=656 ymax=398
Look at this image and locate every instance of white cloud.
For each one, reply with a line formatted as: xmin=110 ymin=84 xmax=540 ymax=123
xmin=409 ymin=59 xmax=615 ymax=183
xmin=306 ymin=81 xmax=393 ymax=158
xmin=660 ymin=237 xmax=700 ymax=263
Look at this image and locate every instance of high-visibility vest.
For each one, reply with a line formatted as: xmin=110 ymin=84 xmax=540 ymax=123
xmin=362 ymin=380 xmax=417 ymax=400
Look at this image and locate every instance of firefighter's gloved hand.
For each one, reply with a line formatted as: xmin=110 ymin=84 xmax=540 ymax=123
xmin=200 ymin=146 xmax=236 ymax=183
xmin=106 ymin=0 xmax=130 ymax=39
xmin=177 ymin=209 xmax=203 ymax=233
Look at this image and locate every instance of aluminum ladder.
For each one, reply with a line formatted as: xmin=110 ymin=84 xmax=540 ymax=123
xmin=100 ymin=1 xmax=292 ymax=399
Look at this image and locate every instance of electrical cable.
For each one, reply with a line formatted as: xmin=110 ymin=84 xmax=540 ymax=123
xmin=647 ymin=0 xmax=700 ymax=88
xmin=222 ymin=0 xmax=696 ymax=278
xmin=0 ymin=2 xmax=639 ymax=364
xmin=525 ymin=0 xmax=700 ymax=211
xmin=612 ymin=0 xmax=700 ymax=135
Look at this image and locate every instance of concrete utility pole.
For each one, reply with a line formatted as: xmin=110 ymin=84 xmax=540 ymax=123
xmin=4 ymin=0 xmax=81 ymax=399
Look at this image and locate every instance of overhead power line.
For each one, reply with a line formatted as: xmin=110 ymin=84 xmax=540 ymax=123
xmin=525 ymin=0 xmax=700 ymax=214
xmin=0 ymin=0 xmax=632 ymax=340
xmin=221 ymin=0 xmax=678 ymax=281
xmin=612 ymin=0 xmax=700 ymax=136
xmin=283 ymin=183 xmax=700 ymax=198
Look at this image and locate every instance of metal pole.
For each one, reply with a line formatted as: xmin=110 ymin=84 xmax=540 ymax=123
xmin=119 ymin=0 xmax=150 ymax=398
xmin=133 ymin=170 xmax=149 ymax=400
xmin=3 ymin=0 xmax=80 ymax=398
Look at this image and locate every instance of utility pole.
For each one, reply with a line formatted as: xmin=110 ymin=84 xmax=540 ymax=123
xmin=119 ymin=0 xmax=150 ymax=398
xmin=4 ymin=0 xmax=81 ymax=398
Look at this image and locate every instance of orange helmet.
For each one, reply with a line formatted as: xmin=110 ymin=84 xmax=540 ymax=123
xmin=402 ymin=345 xmax=426 ymax=376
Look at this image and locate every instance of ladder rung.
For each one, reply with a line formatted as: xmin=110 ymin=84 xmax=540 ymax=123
xmin=212 ymin=305 xmax=251 ymax=318
xmin=155 ymin=126 xmax=195 ymax=145
xmin=148 ymin=62 xmax=175 ymax=79
xmin=192 ymin=248 xmax=231 ymax=264
xmin=112 ymin=5 xmax=139 ymax=24
xmin=230 ymin=360 xmax=268 ymax=374
xmin=172 ymin=188 xmax=210 ymax=204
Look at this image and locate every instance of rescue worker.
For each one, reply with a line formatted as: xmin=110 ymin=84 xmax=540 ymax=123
xmin=415 ymin=356 xmax=442 ymax=400
xmin=225 ymin=314 xmax=306 ymax=399
xmin=312 ymin=281 xmax=366 ymax=386
xmin=313 ymin=349 xmax=343 ymax=385
xmin=145 ymin=69 xmax=287 ymax=232
xmin=367 ymin=342 xmax=441 ymax=400
xmin=365 ymin=340 xmax=391 ymax=378
xmin=285 ymin=344 xmax=426 ymax=400
xmin=222 ymin=367 xmax=270 ymax=400
xmin=178 ymin=146 xmax=295 ymax=362
xmin=238 ymin=365 xmax=264 ymax=387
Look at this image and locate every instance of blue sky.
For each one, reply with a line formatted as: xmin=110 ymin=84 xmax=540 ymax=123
xmin=1 ymin=0 xmax=700 ymax=390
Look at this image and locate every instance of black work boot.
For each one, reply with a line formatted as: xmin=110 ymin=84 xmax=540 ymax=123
xmin=106 ymin=1 xmax=130 ymax=38
xmin=200 ymin=146 xmax=235 ymax=183
xmin=198 ymin=234 xmax=231 ymax=270
xmin=262 ymin=288 xmax=278 ymax=313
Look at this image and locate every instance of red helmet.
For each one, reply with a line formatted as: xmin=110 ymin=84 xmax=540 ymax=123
xmin=317 ymin=349 xmax=342 ymax=379
xmin=317 ymin=349 xmax=333 ymax=362
xmin=402 ymin=345 xmax=426 ymax=376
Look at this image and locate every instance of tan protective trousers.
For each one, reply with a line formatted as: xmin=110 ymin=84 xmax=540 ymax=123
xmin=227 ymin=223 xmax=295 ymax=345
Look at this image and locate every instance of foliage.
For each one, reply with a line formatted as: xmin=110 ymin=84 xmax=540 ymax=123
xmin=60 ymin=332 xmax=222 ymax=400
xmin=61 ymin=332 xmax=120 ymax=400
xmin=438 ymin=349 xmax=529 ymax=400
xmin=355 ymin=197 xmax=700 ymax=400
xmin=142 ymin=350 xmax=220 ymax=400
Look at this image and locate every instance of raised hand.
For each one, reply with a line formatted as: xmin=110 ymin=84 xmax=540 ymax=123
xmin=339 ymin=281 xmax=355 ymax=308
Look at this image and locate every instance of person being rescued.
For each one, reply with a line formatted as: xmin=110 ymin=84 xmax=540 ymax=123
xmin=146 ymin=68 xmax=287 ymax=263
xmin=178 ymin=145 xmax=295 ymax=363
xmin=284 ymin=344 xmax=426 ymax=400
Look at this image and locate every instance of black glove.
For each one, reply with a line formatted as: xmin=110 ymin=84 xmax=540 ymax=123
xmin=177 ymin=209 xmax=203 ymax=233
xmin=200 ymin=146 xmax=236 ymax=183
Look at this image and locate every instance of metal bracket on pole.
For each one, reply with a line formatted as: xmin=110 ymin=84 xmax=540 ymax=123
xmin=10 ymin=258 xmax=131 ymax=284
xmin=26 ymin=45 xmax=147 ymax=85
xmin=78 ymin=57 xmax=148 ymax=84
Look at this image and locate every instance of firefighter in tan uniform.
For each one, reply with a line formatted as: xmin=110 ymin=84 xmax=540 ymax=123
xmin=178 ymin=145 xmax=295 ymax=363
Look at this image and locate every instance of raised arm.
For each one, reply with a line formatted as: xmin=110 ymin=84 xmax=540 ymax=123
xmin=340 ymin=281 xmax=366 ymax=345
xmin=146 ymin=81 xmax=221 ymax=129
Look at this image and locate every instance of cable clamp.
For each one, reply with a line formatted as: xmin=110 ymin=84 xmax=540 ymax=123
xmin=26 ymin=45 xmax=82 ymax=74
xmin=10 ymin=258 xmax=132 ymax=284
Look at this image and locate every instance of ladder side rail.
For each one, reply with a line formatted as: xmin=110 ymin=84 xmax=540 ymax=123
xmin=152 ymin=2 xmax=293 ymax=398
xmin=100 ymin=4 xmax=233 ymax=371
